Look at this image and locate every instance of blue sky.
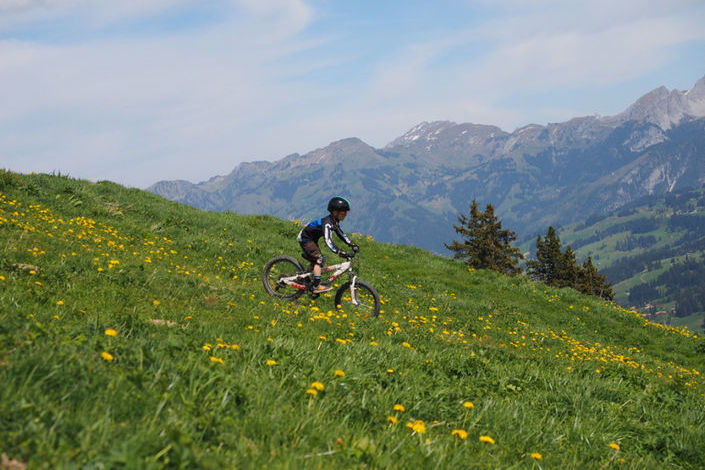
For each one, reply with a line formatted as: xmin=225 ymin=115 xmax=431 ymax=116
xmin=1 ymin=0 xmax=704 ymax=187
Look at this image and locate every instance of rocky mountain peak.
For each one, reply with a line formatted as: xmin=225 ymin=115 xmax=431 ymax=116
xmin=385 ymin=121 xmax=457 ymax=148
xmin=618 ymin=74 xmax=705 ymax=129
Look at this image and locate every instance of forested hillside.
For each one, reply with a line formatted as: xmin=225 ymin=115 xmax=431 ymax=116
xmin=560 ymin=186 xmax=705 ymax=333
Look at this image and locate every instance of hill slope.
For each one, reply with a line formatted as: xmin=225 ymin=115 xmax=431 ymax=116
xmin=2 ymin=171 xmax=705 ymax=468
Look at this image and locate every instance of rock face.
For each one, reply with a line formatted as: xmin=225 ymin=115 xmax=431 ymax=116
xmin=149 ymin=75 xmax=705 ymax=253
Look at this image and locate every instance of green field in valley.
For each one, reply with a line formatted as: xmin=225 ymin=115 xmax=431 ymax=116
xmin=1 ymin=171 xmax=705 ymax=469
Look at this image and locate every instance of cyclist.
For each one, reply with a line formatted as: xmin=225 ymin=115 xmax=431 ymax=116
xmin=297 ymin=196 xmax=359 ymax=293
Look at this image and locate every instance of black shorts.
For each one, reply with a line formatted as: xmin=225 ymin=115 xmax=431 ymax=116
xmin=300 ymin=241 xmax=325 ymax=267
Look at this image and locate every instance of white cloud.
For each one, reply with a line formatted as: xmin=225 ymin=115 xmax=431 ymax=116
xmin=0 ymin=0 xmax=703 ymax=187
xmin=360 ymin=0 xmax=705 ymax=131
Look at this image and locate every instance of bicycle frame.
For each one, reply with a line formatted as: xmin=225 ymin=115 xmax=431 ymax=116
xmin=280 ymin=260 xmax=352 ymax=291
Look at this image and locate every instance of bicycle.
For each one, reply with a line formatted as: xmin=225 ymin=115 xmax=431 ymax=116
xmin=262 ymin=252 xmax=381 ymax=317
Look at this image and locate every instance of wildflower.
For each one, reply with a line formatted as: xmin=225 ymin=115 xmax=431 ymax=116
xmin=104 ymin=328 xmax=118 ymax=337
xmin=266 ymin=359 xmax=277 ymax=366
xmin=370 ymin=341 xmax=379 ymax=346
xmin=406 ymin=420 xmax=426 ymax=434
xmin=231 ymin=344 xmax=240 ymax=350
xmin=306 ymin=388 xmax=318 ymax=396
xmin=100 ymin=351 xmax=114 ymax=361
xmin=609 ymin=442 xmax=621 ymax=451
xmin=386 ymin=368 xmax=395 ymax=374
xmin=56 ymin=300 xmax=64 ymax=305
xmin=451 ymin=429 xmax=468 ymax=440
xmin=0 ymin=275 xmax=5 ymax=281
xmin=334 ymin=369 xmax=345 ymax=377
xmin=479 ymin=435 xmax=495 ymax=445
xmin=387 ymin=416 xmax=398 ymax=424
xmin=531 ymin=453 xmax=543 ymax=460
xmin=152 ymin=300 xmax=161 ymax=307
xmin=311 ymin=381 xmax=325 ymax=391
xmin=393 ymin=404 xmax=405 ymax=412
xmin=210 ymin=356 xmax=224 ymax=364
xmin=463 ymin=401 xmax=475 ymax=409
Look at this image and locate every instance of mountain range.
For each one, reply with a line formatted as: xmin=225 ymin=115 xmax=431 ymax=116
xmin=149 ymin=75 xmax=705 ymax=254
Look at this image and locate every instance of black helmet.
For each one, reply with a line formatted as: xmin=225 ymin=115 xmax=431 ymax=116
xmin=327 ymin=196 xmax=350 ymax=212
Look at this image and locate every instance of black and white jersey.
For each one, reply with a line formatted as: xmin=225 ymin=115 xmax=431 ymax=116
xmin=297 ymin=215 xmax=352 ymax=254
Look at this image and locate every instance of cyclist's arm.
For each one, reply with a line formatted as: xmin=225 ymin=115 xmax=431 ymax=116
xmin=335 ymin=225 xmax=353 ymax=247
xmin=323 ymin=222 xmax=343 ymax=254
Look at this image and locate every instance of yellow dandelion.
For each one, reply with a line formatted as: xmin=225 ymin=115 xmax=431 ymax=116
xmin=370 ymin=341 xmax=379 ymax=346
xmin=463 ymin=401 xmax=475 ymax=409
xmin=609 ymin=442 xmax=620 ymax=451
xmin=100 ymin=351 xmax=114 ymax=361
xmin=0 ymin=275 xmax=5 ymax=281
xmin=386 ymin=368 xmax=395 ymax=374
xmin=306 ymin=388 xmax=318 ymax=396
xmin=531 ymin=452 xmax=543 ymax=460
xmin=334 ymin=369 xmax=345 ymax=377
xmin=266 ymin=359 xmax=277 ymax=366
xmin=152 ymin=300 xmax=161 ymax=307
xmin=210 ymin=356 xmax=224 ymax=364
xmin=451 ymin=429 xmax=468 ymax=440
xmin=387 ymin=416 xmax=398 ymax=424
xmin=231 ymin=344 xmax=240 ymax=350
xmin=311 ymin=381 xmax=325 ymax=391
xmin=56 ymin=300 xmax=64 ymax=305
xmin=479 ymin=435 xmax=495 ymax=445
xmin=104 ymin=328 xmax=118 ymax=337
xmin=406 ymin=420 xmax=426 ymax=434
xmin=393 ymin=404 xmax=405 ymax=412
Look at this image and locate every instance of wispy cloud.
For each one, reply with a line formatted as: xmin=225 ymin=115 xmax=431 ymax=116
xmin=0 ymin=0 xmax=703 ymax=187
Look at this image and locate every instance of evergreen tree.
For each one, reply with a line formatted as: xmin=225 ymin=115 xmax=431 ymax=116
xmin=446 ymin=200 xmax=523 ymax=275
xmin=526 ymin=227 xmax=564 ymax=285
xmin=527 ymin=226 xmax=613 ymax=300
xmin=576 ymin=256 xmax=614 ymax=300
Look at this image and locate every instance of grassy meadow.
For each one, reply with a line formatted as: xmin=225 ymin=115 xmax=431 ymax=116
xmin=1 ymin=171 xmax=705 ymax=469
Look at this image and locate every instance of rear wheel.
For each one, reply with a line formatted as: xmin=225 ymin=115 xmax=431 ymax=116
xmin=334 ymin=280 xmax=380 ymax=318
xmin=262 ymin=256 xmax=306 ymax=300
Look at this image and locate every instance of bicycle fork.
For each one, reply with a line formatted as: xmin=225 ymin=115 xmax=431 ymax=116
xmin=350 ymin=275 xmax=359 ymax=306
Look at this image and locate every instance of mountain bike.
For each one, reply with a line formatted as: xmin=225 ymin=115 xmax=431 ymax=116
xmin=262 ymin=252 xmax=380 ymax=317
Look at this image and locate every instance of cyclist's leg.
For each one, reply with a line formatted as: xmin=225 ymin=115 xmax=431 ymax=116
xmin=301 ymin=241 xmax=325 ymax=289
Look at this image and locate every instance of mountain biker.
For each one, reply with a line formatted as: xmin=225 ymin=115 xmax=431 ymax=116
xmin=297 ymin=196 xmax=359 ymax=294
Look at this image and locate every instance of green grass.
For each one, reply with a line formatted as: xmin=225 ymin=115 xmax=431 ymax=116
xmin=2 ymin=171 xmax=705 ymax=468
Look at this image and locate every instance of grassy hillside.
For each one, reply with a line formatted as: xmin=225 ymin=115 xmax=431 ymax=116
xmin=2 ymin=171 xmax=705 ymax=469
xmin=556 ymin=186 xmax=705 ymax=334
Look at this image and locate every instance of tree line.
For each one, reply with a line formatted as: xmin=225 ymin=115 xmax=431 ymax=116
xmin=446 ymin=200 xmax=613 ymax=300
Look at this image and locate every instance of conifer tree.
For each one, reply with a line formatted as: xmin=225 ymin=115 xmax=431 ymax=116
xmin=446 ymin=200 xmax=523 ymax=275
xmin=527 ymin=226 xmax=613 ymax=300
xmin=526 ymin=226 xmax=563 ymax=285
xmin=576 ymin=256 xmax=614 ymax=300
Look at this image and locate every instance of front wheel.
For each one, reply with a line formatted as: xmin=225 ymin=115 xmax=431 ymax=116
xmin=334 ymin=280 xmax=380 ymax=318
xmin=262 ymin=256 xmax=306 ymax=301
